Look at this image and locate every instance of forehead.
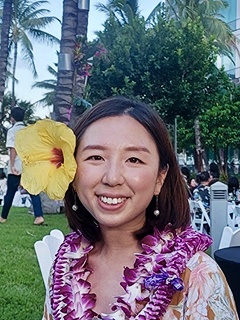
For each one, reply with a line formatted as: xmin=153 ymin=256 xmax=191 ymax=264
xmin=79 ymin=115 xmax=157 ymax=149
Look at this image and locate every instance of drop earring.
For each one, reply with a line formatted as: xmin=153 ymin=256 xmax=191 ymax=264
xmin=154 ymin=194 xmax=160 ymax=216
xmin=72 ymin=191 xmax=78 ymax=211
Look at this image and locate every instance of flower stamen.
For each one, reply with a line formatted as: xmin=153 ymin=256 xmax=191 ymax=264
xmin=51 ymin=148 xmax=64 ymax=168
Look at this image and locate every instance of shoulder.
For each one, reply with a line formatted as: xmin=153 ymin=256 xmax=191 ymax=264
xmin=186 ymin=251 xmax=218 ymax=273
xmin=7 ymin=125 xmax=14 ymax=136
xmin=7 ymin=122 xmax=25 ymax=135
xmin=165 ymin=251 xmax=239 ymax=319
xmin=185 ymin=252 xmax=233 ymax=306
xmin=14 ymin=122 xmax=25 ymax=131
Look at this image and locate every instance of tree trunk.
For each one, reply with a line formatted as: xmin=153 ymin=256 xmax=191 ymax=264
xmin=52 ymin=0 xmax=78 ymax=124
xmin=0 ymin=0 xmax=13 ymax=120
xmin=70 ymin=7 xmax=90 ymax=127
xmin=11 ymin=42 xmax=18 ymax=107
xmin=194 ymin=117 xmax=204 ymax=172
xmin=53 ymin=0 xmax=90 ymax=125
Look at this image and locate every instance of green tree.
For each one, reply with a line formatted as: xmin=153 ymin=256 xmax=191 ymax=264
xmin=87 ymin=15 xmax=147 ymax=104
xmin=177 ymin=69 xmax=239 ymax=176
xmin=88 ymin=10 xmax=220 ymax=122
xmin=162 ymin=0 xmax=234 ymax=58
xmin=200 ymin=86 xmax=240 ymax=176
xmin=155 ymin=0 xmax=235 ymax=170
xmin=3 ymin=0 xmax=60 ymax=106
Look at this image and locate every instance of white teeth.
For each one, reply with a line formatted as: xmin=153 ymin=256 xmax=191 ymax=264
xmin=100 ymin=196 xmax=125 ymax=205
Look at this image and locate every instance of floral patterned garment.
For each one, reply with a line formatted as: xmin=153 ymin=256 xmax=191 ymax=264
xmin=163 ymin=251 xmax=239 ymax=319
xmin=43 ymin=246 xmax=239 ymax=320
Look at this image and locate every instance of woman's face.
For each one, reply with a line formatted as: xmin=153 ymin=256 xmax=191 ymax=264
xmin=74 ymin=115 xmax=167 ymax=232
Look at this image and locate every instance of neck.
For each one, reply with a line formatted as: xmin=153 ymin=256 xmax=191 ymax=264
xmin=94 ymin=227 xmax=141 ymax=256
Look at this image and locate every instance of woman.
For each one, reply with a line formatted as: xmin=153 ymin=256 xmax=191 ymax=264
xmin=228 ymin=176 xmax=240 ymax=202
xmin=180 ymin=166 xmax=197 ymax=197
xmin=16 ymin=96 xmax=238 ymax=319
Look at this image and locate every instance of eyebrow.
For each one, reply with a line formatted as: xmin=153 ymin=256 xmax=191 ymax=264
xmin=82 ymin=145 xmax=150 ymax=154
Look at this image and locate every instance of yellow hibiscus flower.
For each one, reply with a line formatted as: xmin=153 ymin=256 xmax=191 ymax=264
xmin=15 ymin=119 xmax=77 ymax=200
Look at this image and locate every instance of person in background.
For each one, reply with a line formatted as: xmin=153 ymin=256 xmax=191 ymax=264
xmin=180 ymin=166 xmax=197 ymax=197
xmin=227 ymin=176 xmax=240 ymax=202
xmin=15 ymin=96 xmax=238 ymax=319
xmin=0 ymin=107 xmax=44 ymax=225
xmin=193 ymin=171 xmax=212 ymax=210
xmin=209 ymin=162 xmax=220 ymax=179
xmin=0 ymin=171 xmax=7 ymax=205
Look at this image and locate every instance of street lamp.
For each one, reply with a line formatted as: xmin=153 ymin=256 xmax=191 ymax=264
xmin=78 ymin=0 xmax=90 ymax=10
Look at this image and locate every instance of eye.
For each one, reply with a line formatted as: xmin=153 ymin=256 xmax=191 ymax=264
xmin=127 ymin=157 xmax=144 ymax=164
xmin=86 ymin=155 xmax=103 ymax=161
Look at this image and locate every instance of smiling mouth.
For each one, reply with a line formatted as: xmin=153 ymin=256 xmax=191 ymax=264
xmin=99 ymin=196 xmax=126 ymax=205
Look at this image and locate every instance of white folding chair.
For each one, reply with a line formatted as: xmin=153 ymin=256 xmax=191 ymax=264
xmin=189 ymin=199 xmax=210 ymax=233
xmin=230 ymin=228 xmax=240 ymax=247
xmin=34 ymin=241 xmax=53 ymax=290
xmin=233 ymin=206 xmax=240 ymax=228
xmin=219 ymin=226 xmax=233 ymax=249
xmin=50 ymin=229 xmax=65 ymax=242
xmin=34 ymin=229 xmax=65 ymax=289
xmin=219 ymin=226 xmax=240 ymax=249
xmin=42 ymin=235 xmax=63 ymax=260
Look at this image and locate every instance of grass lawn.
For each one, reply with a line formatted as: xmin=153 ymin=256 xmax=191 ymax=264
xmin=0 ymin=206 xmax=70 ymax=320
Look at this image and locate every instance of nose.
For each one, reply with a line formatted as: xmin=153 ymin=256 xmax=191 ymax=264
xmin=102 ymin=160 xmax=125 ymax=186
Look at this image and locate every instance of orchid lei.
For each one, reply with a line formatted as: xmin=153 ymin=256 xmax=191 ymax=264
xmin=50 ymin=225 xmax=212 ymax=320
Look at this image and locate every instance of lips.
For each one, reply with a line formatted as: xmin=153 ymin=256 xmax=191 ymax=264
xmin=99 ymin=196 xmax=126 ymax=205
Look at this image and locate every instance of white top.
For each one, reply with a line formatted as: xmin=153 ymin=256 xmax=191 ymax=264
xmin=6 ymin=121 xmax=25 ymax=174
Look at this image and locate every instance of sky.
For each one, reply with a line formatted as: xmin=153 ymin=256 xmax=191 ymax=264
xmin=9 ymin=0 xmax=160 ymax=118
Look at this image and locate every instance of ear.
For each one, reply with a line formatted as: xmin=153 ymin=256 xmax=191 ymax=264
xmin=154 ymin=165 xmax=169 ymax=195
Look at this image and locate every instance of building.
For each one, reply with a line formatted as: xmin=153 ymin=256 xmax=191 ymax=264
xmin=217 ymin=0 xmax=240 ymax=82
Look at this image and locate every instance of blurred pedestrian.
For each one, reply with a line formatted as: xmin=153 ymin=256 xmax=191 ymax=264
xmin=0 ymin=171 xmax=7 ymax=205
xmin=209 ymin=162 xmax=220 ymax=179
xmin=180 ymin=166 xmax=197 ymax=197
xmin=193 ymin=171 xmax=211 ymax=210
xmin=227 ymin=176 xmax=240 ymax=202
xmin=0 ymin=107 xmax=44 ymax=225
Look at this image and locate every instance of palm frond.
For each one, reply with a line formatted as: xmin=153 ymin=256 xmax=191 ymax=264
xmin=96 ymin=0 xmax=140 ymax=25
xmin=32 ymin=80 xmax=56 ymax=90
xmin=27 ymin=28 xmax=59 ymax=44
xmin=47 ymin=65 xmax=57 ymax=76
xmin=19 ymin=30 xmax=37 ymax=77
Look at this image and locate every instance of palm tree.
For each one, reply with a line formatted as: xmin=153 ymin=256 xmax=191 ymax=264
xmin=53 ymin=0 xmax=91 ymax=125
xmin=6 ymin=0 xmax=60 ymax=106
xmin=163 ymin=0 xmax=235 ymax=58
xmin=0 ymin=0 xmax=13 ymax=121
xmin=96 ymin=0 xmax=140 ymax=25
xmin=52 ymin=0 xmax=77 ymax=124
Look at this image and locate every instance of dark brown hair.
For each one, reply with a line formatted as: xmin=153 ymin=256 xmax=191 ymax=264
xmin=11 ymin=107 xmax=25 ymax=122
xmin=65 ymin=96 xmax=190 ymax=242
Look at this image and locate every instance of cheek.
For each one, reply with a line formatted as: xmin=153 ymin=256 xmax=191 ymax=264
xmin=74 ymin=164 xmax=100 ymax=192
xmin=130 ymin=169 xmax=159 ymax=190
xmin=74 ymin=166 xmax=88 ymax=189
